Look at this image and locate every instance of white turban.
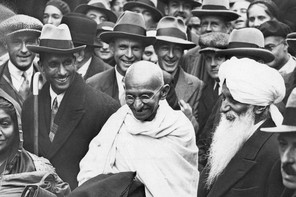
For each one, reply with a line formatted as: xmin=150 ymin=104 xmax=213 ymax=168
xmin=219 ymin=57 xmax=286 ymax=126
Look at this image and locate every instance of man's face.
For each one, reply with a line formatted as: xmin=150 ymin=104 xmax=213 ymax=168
xmin=278 ymin=132 xmax=296 ymax=189
xmin=43 ymin=5 xmax=63 ymax=26
xmin=125 ymin=75 xmax=162 ymax=121
xmin=94 ymin=41 xmax=113 ymax=61
xmin=200 ymin=16 xmax=229 ymax=34
xmin=231 ymin=1 xmax=250 ymax=29
xmin=5 ymin=33 xmax=38 ymax=71
xmin=220 ymin=83 xmax=250 ymax=121
xmin=165 ymin=0 xmax=193 ymax=23
xmin=247 ymin=4 xmax=271 ymax=28
xmin=86 ymin=9 xmax=107 ymax=24
xmin=142 ymin=45 xmax=158 ymax=64
xmin=110 ymin=38 xmax=144 ymax=75
xmin=155 ymin=42 xmax=183 ymax=74
xmin=204 ymin=52 xmax=226 ymax=79
xmin=131 ymin=6 xmax=154 ymax=28
xmin=41 ymin=53 xmax=76 ymax=94
xmin=0 ymin=108 xmax=17 ymax=157
xmin=264 ymin=36 xmax=288 ymax=70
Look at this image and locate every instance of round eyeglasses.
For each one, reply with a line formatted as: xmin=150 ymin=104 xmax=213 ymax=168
xmin=125 ymin=86 xmax=163 ymax=104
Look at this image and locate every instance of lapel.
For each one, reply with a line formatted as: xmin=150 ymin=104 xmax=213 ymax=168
xmin=84 ymin=55 xmax=112 ymax=80
xmin=39 ymin=74 xmax=86 ymax=159
xmin=100 ymin=68 xmax=119 ymax=101
xmin=202 ymin=79 xmax=218 ymax=111
xmin=207 ymin=119 xmax=275 ymax=197
xmin=175 ymin=68 xmax=195 ymax=102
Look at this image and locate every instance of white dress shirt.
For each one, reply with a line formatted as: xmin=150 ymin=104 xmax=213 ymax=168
xmin=8 ymin=61 xmax=33 ymax=91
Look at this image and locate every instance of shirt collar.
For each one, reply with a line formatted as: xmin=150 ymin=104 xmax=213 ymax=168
xmin=8 ymin=60 xmax=34 ymax=80
xmin=279 ymin=54 xmax=296 ymax=81
xmin=77 ymin=57 xmax=92 ymax=77
xmin=49 ymin=86 xmax=65 ymax=108
xmin=115 ymin=65 xmax=125 ymax=90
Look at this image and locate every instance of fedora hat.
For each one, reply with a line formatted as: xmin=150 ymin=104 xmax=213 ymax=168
xmin=74 ymin=0 xmax=117 ymax=23
xmin=192 ymin=0 xmax=239 ymax=22
xmin=27 ymin=24 xmax=85 ymax=54
xmin=216 ymin=28 xmax=274 ymax=63
xmin=97 ymin=21 xmax=115 ymax=35
xmin=199 ymin=32 xmax=229 ymax=53
xmin=155 ymin=16 xmax=196 ymax=50
xmin=123 ymin=0 xmax=163 ymax=22
xmin=61 ymin=13 xmax=99 ymax=47
xmin=261 ymin=89 xmax=296 ymax=132
xmin=159 ymin=0 xmax=201 ymax=8
xmin=100 ymin=11 xmax=155 ymax=46
xmin=0 ymin=15 xmax=43 ymax=38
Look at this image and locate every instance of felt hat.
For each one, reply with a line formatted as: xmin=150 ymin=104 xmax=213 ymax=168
xmin=192 ymin=0 xmax=239 ymax=22
xmin=0 ymin=14 xmax=43 ymax=38
xmin=74 ymin=0 xmax=117 ymax=23
xmin=199 ymin=32 xmax=229 ymax=53
xmin=100 ymin=11 xmax=155 ymax=46
xmin=61 ymin=13 xmax=99 ymax=47
xmin=155 ymin=16 xmax=196 ymax=50
xmin=27 ymin=24 xmax=85 ymax=54
xmin=159 ymin=0 xmax=201 ymax=8
xmin=286 ymin=32 xmax=296 ymax=50
xmin=259 ymin=20 xmax=291 ymax=38
xmin=261 ymin=88 xmax=296 ymax=132
xmin=97 ymin=21 xmax=115 ymax=35
xmin=123 ymin=0 xmax=163 ymax=22
xmin=216 ymin=28 xmax=274 ymax=63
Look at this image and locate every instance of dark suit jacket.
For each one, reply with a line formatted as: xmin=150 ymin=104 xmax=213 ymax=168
xmin=86 ymin=68 xmax=120 ymax=103
xmin=22 ymin=73 xmax=120 ymax=189
xmin=198 ymin=119 xmax=280 ymax=197
xmin=83 ymin=55 xmax=112 ymax=81
xmin=0 ymin=61 xmax=40 ymax=107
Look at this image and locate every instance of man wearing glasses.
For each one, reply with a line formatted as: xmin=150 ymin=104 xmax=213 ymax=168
xmin=78 ymin=60 xmax=199 ymax=197
xmin=259 ymin=20 xmax=296 ymax=104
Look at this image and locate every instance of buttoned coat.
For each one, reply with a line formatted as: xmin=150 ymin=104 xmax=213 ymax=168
xmin=83 ymin=55 xmax=112 ymax=81
xmin=22 ymin=73 xmax=120 ymax=189
xmin=198 ymin=119 xmax=280 ymax=197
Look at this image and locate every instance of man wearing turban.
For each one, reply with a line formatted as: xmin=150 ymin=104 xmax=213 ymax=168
xmin=198 ymin=57 xmax=286 ymax=197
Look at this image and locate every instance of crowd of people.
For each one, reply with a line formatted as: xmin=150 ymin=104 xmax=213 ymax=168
xmin=0 ymin=0 xmax=295 ymax=196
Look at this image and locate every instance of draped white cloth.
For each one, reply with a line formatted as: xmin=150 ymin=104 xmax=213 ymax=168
xmin=219 ymin=57 xmax=286 ymax=126
xmin=77 ymin=100 xmax=199 ymax=197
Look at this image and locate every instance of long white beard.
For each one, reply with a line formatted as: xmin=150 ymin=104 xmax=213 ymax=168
xmin=206 ymin=107 xmax=255 ymax=188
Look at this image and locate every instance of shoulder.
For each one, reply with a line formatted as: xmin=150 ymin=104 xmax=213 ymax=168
xmin=87 ymin=68 xmax=115 ymax=85
xmin=182 ymin=70 xmax=204 ymax=87
xmin=27 ymin=152 xmax=55 ymax=172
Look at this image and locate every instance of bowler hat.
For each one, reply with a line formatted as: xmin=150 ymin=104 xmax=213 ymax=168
xmin=74 ymin=0 xmax=117 ymax=23
xmin=0 ymin=14 xmax=43 ymax=38
xmin=192 ymin=0 xmax=239 ymax=22
xmin=159 ymin=0 xmax=201 ymax=8
xmin=123 ymin=0 xmax=163 ymax=22
xmin=199 ymin=32 xmax=229 ymax=53
xmin=61 ymin=13 xmax=99 ymax=47
xmin=27 ymin=24 xmax=85 ymax=54
xmin=217 ymin=28 xmax=274 ymax=63
xmin=100 ymin=11 xmax=155 ymax=46
xmin=261 ymin=88 xmax=296 ymax=132
xmin=259 ymin=20 xmax=291 ymax=38
xmin=155 ymin=16 xmax=196 ymax=50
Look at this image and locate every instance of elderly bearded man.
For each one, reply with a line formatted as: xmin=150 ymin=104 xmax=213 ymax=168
xmin=78 ymin=60 xmax=199 ymax=197
xmin=198 ymin=57 xmax=286 ymax=197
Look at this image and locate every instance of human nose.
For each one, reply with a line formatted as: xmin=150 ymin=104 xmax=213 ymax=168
xmin=133 ymin=97 xmax=143 ymax=111
xmin=253 ymin=18 xmax=260 ymax=27
xmin=102 ymin=42 xmax=109 ymax=50
xmin=20 ymin=41 xmax=29 ymax=53
xmin=206 ymin=23 xmax=212 ymax=32
xmin=151 ymin=53 xmax=158 ymax=63
xmin=282 ymin=146 xmax=296 ymax=164
xmin=168 ymin=47 xmax=174 ymax=58
xmin=47 ymin=16 xmax=53 ymax=24
xmin=178 ymin=4 xmax=184 ymax=12
xmin=58 ymin=64 xmax=67 ymax=75
xmin=126 ymin=47 xmax=133 ymax=58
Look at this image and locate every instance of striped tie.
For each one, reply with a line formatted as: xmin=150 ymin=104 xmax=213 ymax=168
xmin=49 ymin=97 xmax=58 ymax=142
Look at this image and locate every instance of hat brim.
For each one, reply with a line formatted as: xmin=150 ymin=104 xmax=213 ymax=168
xmin=192 ymin=10 xmax=239 ymax=21
xmin=100 ymin=32 xmax=155 ymax=47
xmin=6 ymin=29 xmax=41 ymax=38
xmin=200 ymin=47 xmax=223 ymax=53
xmin=261 ymin=125 xmax=296 ymax=133
xmin=27 ymin=45 xmax=86 ymax=54
xmin=159 ymin=0 xmax=201 ymax=7
xmin=74 ymin=5 xmax=117 ymax=23
xmin=123 ymin=2 xmax=163 ymax=22
xmin=216 ymin=48 xmax=275 ymax=63
xmin=156 ymin=36 xmax=196 ymax=50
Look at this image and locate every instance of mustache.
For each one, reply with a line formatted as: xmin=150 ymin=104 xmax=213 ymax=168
xmin=283 ymin=163 xmax=296 ymax=176
xmin=174 ymin=12 xmax=186 ymax=19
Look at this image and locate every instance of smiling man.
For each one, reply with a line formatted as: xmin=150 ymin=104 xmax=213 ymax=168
xmin=0 ymin=15 xmax=42 ymax=107
xmin=22 ymin=23 xmax=119 ymax=189
xmin=87 ymin=11 xmax=155 ymax=106
xmin=78 ymin=60 xmax=199 ymax=197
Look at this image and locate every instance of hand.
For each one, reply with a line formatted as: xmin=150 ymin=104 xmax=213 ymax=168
xmin=178 ymin=99 xmax=193 ymax=119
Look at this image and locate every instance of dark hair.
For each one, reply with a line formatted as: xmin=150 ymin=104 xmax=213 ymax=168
xmin=247 ymin=0 xmax=279 ymax=21
xmin=45 ymin=0 xmax=71 ymax=15
xmin=0 ymin=97 xmax=17 ymax=130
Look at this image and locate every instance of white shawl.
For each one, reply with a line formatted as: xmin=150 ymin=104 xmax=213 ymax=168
xmin=77 ymin=101 xmax=199 ymax=197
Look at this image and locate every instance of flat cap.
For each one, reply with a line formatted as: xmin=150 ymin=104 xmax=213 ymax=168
xmin=199 ymin=32 xmax=229 ymax=53
xmin=259 ymin=20 xmax=291 ymax=38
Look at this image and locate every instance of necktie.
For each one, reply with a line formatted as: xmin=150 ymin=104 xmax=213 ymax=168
xmin=49 ymin=97 xmax=59 ymax=142
xmin=214 ymin=81 xmax=220 ymax=96
xmin=18 ymin=72 xmax=30 ymax=101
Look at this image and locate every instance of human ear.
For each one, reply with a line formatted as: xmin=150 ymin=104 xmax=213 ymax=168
xmin=254 ymin=105 xmax=267 ymax=115
xmin=160 ymin=84 xmax=170 ymax=100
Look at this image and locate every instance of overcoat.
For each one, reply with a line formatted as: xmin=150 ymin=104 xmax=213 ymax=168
xmin=22 ymin=73 xmax=120 ymax=189
xmin=83 ymin=55 xmax=112 ymax=81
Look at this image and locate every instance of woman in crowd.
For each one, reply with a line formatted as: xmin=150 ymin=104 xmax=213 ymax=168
xmin=43 ymin=0 xmax=70 ymax=26
xmin=247 ymin=0 xmax=279 ymax=28
xmin=0 ymin=90 xmax=70 ymax=196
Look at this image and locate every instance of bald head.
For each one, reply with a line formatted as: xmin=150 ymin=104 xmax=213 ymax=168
xmin=125 ymin=60 xmax=164 ymax=89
